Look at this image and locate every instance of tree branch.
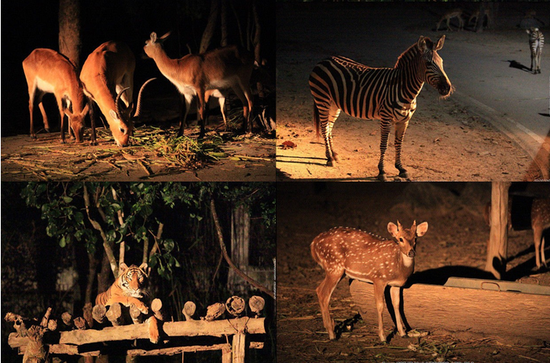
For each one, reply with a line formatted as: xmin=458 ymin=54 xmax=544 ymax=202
xmin=83 ymin=184 xmax=118 ymax=277
xmin=210 ymin=199 xmax=274 ymax=299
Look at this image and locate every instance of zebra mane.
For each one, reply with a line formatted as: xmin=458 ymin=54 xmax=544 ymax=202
xmin=394 ymin=43 xmax=422 ymax=69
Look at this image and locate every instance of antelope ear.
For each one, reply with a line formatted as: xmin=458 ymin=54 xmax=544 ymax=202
xmin=434 ymin=35 xmax=445 ymax=51
xmin=150 ymin=32 xmax=157 ymax=42
xmin=416 ymin=222 xmax=429 ymax=237
xmin=387 ymin=222 xmax=399 ymax=237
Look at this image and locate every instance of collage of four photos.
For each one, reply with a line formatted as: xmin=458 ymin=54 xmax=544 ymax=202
xmin=2 ymin=1 xmax=550 ymax=362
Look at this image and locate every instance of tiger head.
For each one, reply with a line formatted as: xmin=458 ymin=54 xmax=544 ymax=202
xmin=119 ymin=262 xmax=150 ymax=298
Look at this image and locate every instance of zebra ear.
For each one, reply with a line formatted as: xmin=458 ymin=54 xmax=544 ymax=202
xmin=434 ymin=35 xmax=445 ymax=51
xmin=417 ymin=36 xmax=428 ymax=52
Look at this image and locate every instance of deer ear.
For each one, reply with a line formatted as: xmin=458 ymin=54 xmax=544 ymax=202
xmin=416 ymin=222 xmax=429 ymax=237
xmin=387 ymin=222 xmax=399 ymax=237
xmin=434 ymin=35 xmax=445 ymax=51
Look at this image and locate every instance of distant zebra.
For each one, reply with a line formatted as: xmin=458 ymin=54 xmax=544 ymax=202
xmin=309 ymin=36 xmax=453 ymax=181
xmin=526 ymin=27 xmax=544 ymax=74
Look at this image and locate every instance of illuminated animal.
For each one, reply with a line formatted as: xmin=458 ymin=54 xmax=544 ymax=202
xmin=95 ymin=263 xmax=159 ymax=343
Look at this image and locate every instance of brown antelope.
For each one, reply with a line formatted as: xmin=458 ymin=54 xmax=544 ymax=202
xmin=143 ymin=32 xmax=254 ymax=137
xmin=311 ymin=221 xmax=429 ymax=342
xmin=80 ymin=41 xmax=154 ymax=147
xmin=22 ymin=48 xmax=89 ymax=143
xmin=468 ymin=8 xmax=490 ymax=30
xmin=436 ymin=8 xmax=464 ymax=32
xmin=484 ymin=198 xmax=550 ymax=269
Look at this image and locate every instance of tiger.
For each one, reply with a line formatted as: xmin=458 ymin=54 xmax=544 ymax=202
xmin=95 ymin=262 xmax=159 ymax=344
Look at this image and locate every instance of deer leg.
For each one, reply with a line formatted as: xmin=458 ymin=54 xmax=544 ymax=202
xmin=89 ymin=100 xmax=98 ymax=146
xmin=373 ymin=281 xmax=387 ymax=342
xmin=234 ymin=84 xmax=254 ymax=133
xmin=377 ymin=121 xmax=391 ymax=181
xmin=197 ymin=93 xmax=207 ymax=139
xmin=542 ymin=236 xmax=547 ymax=267
xmin=390 ymin=286 xmax=407 ymax=337
xmin=179 ymin=94 xmax=193 ymax=137
xmin=534 ymin=227 xmax=544 ymax=269
xmin=316 ymin=272 xmax=342 ymax=340
xmin=217 ymin=97 xmax=228 ymax=131
xmin=394 ymin=121 xmax=410 ymax=179
xmin=57 ymin=97 xmax=67 ymax=144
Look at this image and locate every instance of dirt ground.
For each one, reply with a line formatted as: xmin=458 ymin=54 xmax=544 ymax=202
xmin=277 ymin=182 xmax=550 ymax=362
xmin=1 ymin=121 xmax=276 ymax=182
xmin=275 ymin=2 xmax=548 ymax=181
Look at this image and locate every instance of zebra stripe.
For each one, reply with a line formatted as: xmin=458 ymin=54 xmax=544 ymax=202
xmin=309 ymin=35 xmax=452 ymax=181
xmin=527 ymin=27 xmax=544 ymax=74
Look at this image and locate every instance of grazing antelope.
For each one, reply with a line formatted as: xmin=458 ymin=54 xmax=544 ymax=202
xmin=80 ymin=41 xmax=154 ymax=147
xmin=436 ymin=8 xmax=464 ymax=32
xmin=143 ymin=32 xmax=254 ymax=137
xmin=526 ymin=27 xmax=544 ymax=74
xmin=22 ymin=48 xmax=89 ymax=143
xmin=311 ymin=221 xmax=429 ymax=342
xmin=309 ymin=36 xmax=452 ymax=181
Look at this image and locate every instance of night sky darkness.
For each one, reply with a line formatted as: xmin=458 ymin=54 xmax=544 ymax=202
xmin=1 ymin=0 xmax=275 ymax=136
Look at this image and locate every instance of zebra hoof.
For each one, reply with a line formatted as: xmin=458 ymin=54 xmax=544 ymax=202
xmin=398 ymin=171 xmax=410 ymax=180
xmin=326 ymin=159 xmax=335 ymax=167
xmin=377 ymin=173 xmax=387 ymax=182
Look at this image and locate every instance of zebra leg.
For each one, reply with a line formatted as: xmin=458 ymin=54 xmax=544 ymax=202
xmin=321 ymin=106 xmax=341 ymax=166
xmin=377 ymin=121 xmax=391 ymax=181
xmin=394 ymin=121 xmax=410 ymax=180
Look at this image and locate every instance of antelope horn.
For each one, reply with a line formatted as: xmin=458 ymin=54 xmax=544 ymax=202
xmin=115 ymin=87 xmax=131 ymax=119
xmin=132 ymin=78 xmax=156 ymax=119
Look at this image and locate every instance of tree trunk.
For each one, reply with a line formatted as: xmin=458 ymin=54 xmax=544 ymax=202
xmin=58 ymin=0 xmax=81 ymax=68
xmin=251 ymin=0 xmax=262 ymax=65
xmin=485 ymin=182 xmax=511 ymax=279
xmin=220 ymin=0 xmax=228 ymax=47
xmin=229 ymin=204 xmax=250 ymax=292
xmin=200 ymin=0 xmax=220 ymax=53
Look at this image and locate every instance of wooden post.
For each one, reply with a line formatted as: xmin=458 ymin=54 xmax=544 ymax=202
xmin=485 ymin=182 xmax=511 ymax=279
xmin=232 ymin=332 xmax=246 ymax=363
xmin=222 ymin=345 xmax=232 ymax=363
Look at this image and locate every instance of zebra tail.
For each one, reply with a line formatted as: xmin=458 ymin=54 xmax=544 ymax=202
xmin=313 ymin=103 xmax=320 ymax=138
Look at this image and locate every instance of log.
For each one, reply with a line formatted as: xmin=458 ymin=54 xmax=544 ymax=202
xmin=249 ymin=296 xmax=265 ymax=317
xmin=105 ymin=303 xmax=122 ymax=326
xmin=151 ymin=298 xmax=163 ymax=321
xmin=226 ymin=296 xmax=245 ymax=317
xmin=349 ymin=280 xmax=550 ymax=343
xmin=92 ymin=305 xmax=106 ymax=324
xmin=61 ymin=312 xmax=73 ymax=328
xmin=74 ymin=317 xmax=87 ymax=330
xmin=183 ymin=301 xmax=196 ymax=321
xmin=232 ymin=332 xmax=246 ymax=363
xmin=129 ymin=305 xmax=143 ymax=324
xmin=59 ymin=317 xmax=266 ymax=345
xmin=40 ymin=308 xmax=52 ymax=328
xmin=47 ymin=320 xmax=58 ymax=331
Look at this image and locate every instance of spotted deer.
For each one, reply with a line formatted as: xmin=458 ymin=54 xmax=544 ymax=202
xmin=484 ymin=198 xmax=550 ymax=269
xmin=436 ymin=8 xmax=464 ymax=32
xmin=311 ymin=221 xmax=429 ymax=342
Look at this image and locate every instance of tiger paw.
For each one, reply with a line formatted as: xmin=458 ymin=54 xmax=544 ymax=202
xmin=148 ymin=316 xmax=160 ymax=344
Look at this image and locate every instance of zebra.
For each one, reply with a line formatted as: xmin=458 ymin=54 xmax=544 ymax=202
xmin=526 ymin=27 xmax=544 ymax=74
xmin=309 ymin=35 xmax=453 ymax=181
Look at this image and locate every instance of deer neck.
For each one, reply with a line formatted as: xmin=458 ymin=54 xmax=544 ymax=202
xmin=397 ymin=248 xmax=415 ymax=277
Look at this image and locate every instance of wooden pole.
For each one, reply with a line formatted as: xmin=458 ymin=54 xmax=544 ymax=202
xmin=232 ymin=332 xmax=246 ymax=363
xmin=485 ymin=182 xmax=511 ymax=279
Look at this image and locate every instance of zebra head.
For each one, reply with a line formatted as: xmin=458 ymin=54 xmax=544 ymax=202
xmin=417 ymin=35 xmax=453 ymax=98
